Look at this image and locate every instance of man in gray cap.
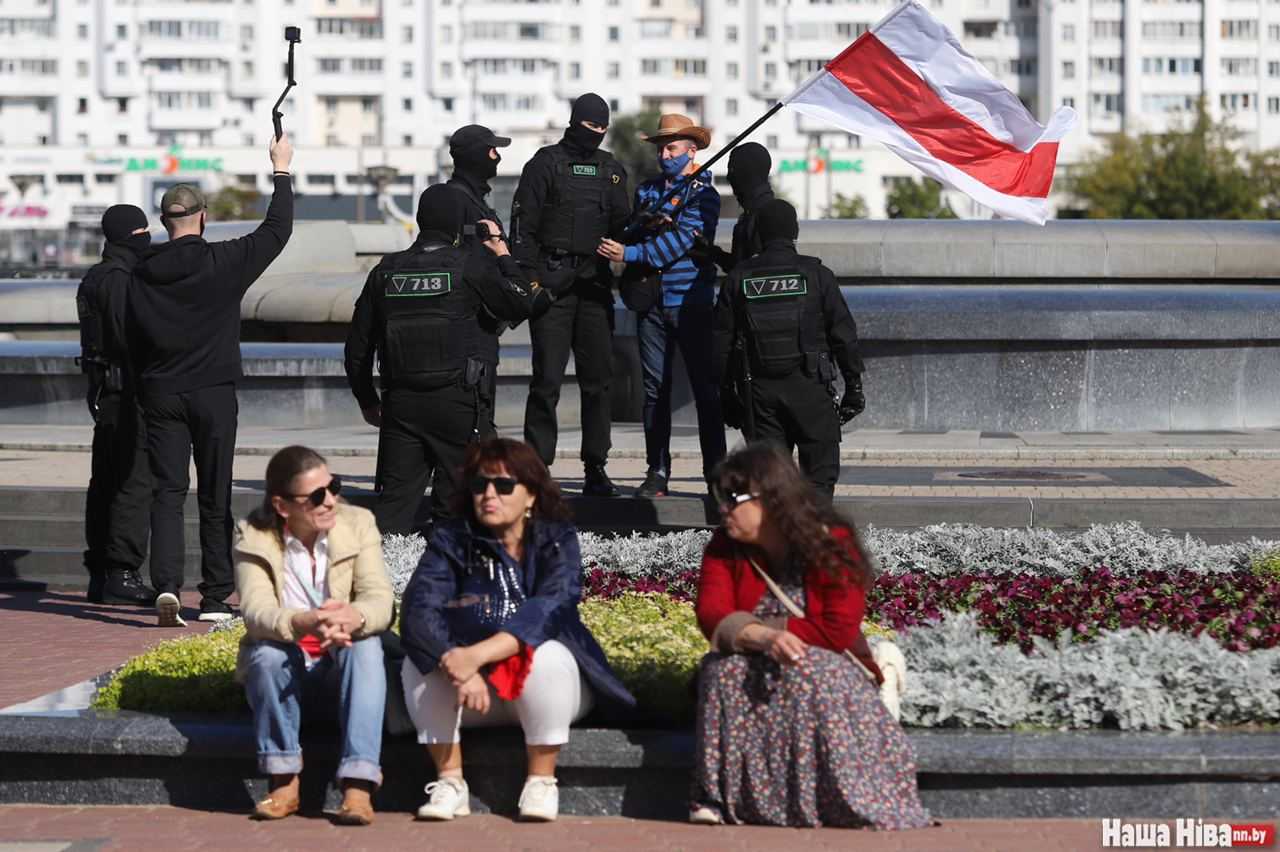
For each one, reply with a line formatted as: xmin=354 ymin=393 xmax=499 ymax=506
xmin=127 ymin=134 xmax=294 ymax=627
xmin=77 ymin=204 xmax=156 ymax=606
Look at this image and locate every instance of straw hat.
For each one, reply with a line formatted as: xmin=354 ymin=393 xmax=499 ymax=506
xmin=642 ymin=113 xmax=712 ymax=149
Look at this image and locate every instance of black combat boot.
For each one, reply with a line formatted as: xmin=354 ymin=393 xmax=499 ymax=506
xmin=102 ymin=567 xmax=159 ymax=606
xmin=635 ymin=471 xmax=668 ymax=498
xmin=583 ymin=464 xmax=620 ymax=498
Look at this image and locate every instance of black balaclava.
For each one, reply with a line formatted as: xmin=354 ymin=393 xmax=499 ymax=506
xmin=101 ymin=204 xmax=151 ymax=251
xmin=727 ymin=143 xmax=772 ymax=201
xmin=451 ymin=140 xmax=499 ymax=184
xmin=563 ymin=93 xmax=610 ymax=157
xmin=415 ymin=184 xmax=465 ymax=244
xmin=755 ymin=198 xmax=800 ymax=248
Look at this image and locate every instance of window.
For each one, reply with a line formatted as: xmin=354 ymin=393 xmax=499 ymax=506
xmin=1222 ymin=57 xmax=1257 ymax=75
xmin=964 ymin=21 xmax=998 ymax=38
xmin=1092 ymin=21 xmax=1122 ymax=38
xmin=117 ymin=98 xmax=127 ymax=113
xmin=77 ymin=97 xmax=88 ymax=113
xmin=1142 ymin=93 xmax=1196 ymax=112
xmin=402 ymin=97 xmax=412 ymax=111
xmin=764 ymin=25 xmax=777 ymax=41
xmin=1062 ymin=96 xmax=1075 ymax=107
xmin=241 ymin=24 xmax=253 ymax=41
xmin=1268 ymin=96 xmax=1280 ymax=114
xmin=116 ymin=23 xmax=126 ymax=38
xmin=362 ymin=96 xmax=377 ymax=113
xmin=402 ymin=61 xmax=413 ymax=78
xmin=319 ymin=58 xmax=341 ymax=73
xmin=1220 ymin=92 xmax=1254 ymax=110
xmin=1269 ymin=61 xmax=1280 ymax=77
xmin=1063 ymin=61 xmax=1075 ymax=79
xmin=519 ymin=23 xmax=539 ymax=39
xmin=116 ymin=61 xmax=127 ymax=75
xmin=1092 ymin=56 xmax=1121 ymax=75
xmin=1062 ymin=23 xmax=1075 ymax=40
xmin=443 ymin=97 xmax=454 ymax=111
xmin=607 ymin=61 xmax=619 ymax=78
xmin=441 ymin=62 xmax=453 ymax=79
xmin=726 ymin=97 xmax=738 ymax=116
xmin=570 ymin=62 xmax=581 ymax=79
xmin=1142 ymin=21 xmax=1202 ymax=38
xmin=77 ymin=23 xmax=88 ymax=38
xmin=325 ymin=97 xmax=338 ymax=115
xmin=441 ymin=25 xmax=452 ymax=42
xmin=242 ymin=61 xmax=254 ymax=77
xmin=1269 ymin=24 xmax=1280 ymax=40
xmin=77 ymin=60 xmax=89 ymax=77
xmin=1007 ymin=58 xmax=1036 ymax=75
xmin=726 ymin=61 xmax=738 ymax=79
xmin=726 ymin=25 xmax=737 ymax=42
xmin=765 ymin=62 xmax=776 ymax=79
xmin=639 ymin=20 xmax=671 ymax=38
xmin=569 ymin=24 xmax=580 ymax=40
xmin=362 ymin=134 xmax=377 ymax=146
xmin=1221 ymin=20 xmax=1256 ymax=39
xmin=1003 ymin=20 xmax=1034 ymax=37
xmin=350 ymin=58 xmax=382 ymax=73
xmin=1092 ymin=92 xmax=1122 ymax=113
xmin=608 ymin=25 xmax=619 ymax=41
xmin=403 ymin=134 xmax=413 ymax=145
xmin=402 ymin=25 xmax=413 ymax=42
xmin=326 ymin=135 xmax=339 ymax=147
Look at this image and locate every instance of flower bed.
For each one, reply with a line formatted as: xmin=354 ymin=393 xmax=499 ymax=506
xmin=91 ymin=524 xmax=1280 ymax=730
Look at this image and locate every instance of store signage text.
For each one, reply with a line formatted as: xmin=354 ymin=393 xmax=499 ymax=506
xmin=125 ymin=146 xmax=223 ymax=175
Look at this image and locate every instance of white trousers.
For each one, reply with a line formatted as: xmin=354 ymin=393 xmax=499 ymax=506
xmin=401 ymin=639 xmax=594 ymax=747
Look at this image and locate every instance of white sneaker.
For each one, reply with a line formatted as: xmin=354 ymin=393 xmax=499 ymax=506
xmin=155 ymin=592 xmax=186 ymax=628
xmin=518 ymin=776 xmax=559 ymax=822
xmin=416 ymin=777 xmax=470 ymax=821
xmin=689 ymin=805 xmax=724 ymax=825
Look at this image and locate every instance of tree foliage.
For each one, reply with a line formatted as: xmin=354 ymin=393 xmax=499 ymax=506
xmin=1069 ymin=100 xmax=1279 ymax=219
xmin=208 ymin=185 xmax=263 ymax=221
xmin=606 ymin=108 xmax=662 ymax=197
xmin=886 ymin=178 xmax=958 ymax=218
xmin=825 ymin=192 xmax=869 ymax=219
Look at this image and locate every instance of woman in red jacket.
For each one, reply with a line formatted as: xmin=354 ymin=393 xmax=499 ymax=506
xmin=690 ymin=441 xmax=932 ymax=830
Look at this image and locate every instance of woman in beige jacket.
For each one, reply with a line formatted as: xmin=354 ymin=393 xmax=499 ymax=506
xmin=234 ymin=445 xmax=394 ymax=825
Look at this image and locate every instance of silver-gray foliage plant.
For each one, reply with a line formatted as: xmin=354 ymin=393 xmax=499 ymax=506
xmin=896 ymin=613 xmax=1280 ymax=730
xmin=381 ymin=523 xmax=1276 ymax=586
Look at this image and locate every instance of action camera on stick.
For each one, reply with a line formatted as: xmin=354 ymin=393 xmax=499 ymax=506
xmin=272 ymin=27 xmax=302 ymax=141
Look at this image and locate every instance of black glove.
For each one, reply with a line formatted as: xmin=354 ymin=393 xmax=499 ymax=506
xmin=838 ymin=375 xmax=865 ymax=424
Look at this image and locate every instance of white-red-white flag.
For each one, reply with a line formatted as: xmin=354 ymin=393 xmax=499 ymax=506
xmin=782 ymin=0 xmax=1077 ymax=225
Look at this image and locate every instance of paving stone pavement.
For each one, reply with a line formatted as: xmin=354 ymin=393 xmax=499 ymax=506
xmin=0 ymin=806 xmax=1141 ymax=850
xmin=0 ymin=589 xmax=215 ymax=711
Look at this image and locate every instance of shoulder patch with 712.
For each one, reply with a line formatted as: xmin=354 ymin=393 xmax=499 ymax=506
xmin=743 ymin=274 xmax=807 ymax=299
xmin=385 ymin=271 xmax=452 ymax=297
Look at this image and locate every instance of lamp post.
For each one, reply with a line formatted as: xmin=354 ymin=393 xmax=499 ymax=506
xmin=366 ymin=164 xmax=400 ymax=224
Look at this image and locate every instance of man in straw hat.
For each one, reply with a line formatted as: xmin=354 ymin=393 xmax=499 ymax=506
xmin=598 ymin=114 xmax=725 ymax=497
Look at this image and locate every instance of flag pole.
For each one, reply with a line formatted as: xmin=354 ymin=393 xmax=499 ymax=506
xmin=623 ymin=101 xmax=785 ymax=237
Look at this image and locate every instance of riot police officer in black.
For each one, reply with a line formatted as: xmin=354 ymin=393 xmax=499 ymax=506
xmin=512 ymin=93 xmax=631 ymax=496
xmin=77 ymin=205 xmax=155 ymax=605
xmin=711 ymin=200 xmax=866 ymax=498
xmin=446 ymin=124 xmax=510 ymax=239
xmin=712 ymin=142 xmax=775 ymax=274
xmin=345 ymin=184 xmax=552 ymax=535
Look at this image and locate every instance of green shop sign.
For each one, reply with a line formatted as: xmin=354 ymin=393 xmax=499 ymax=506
xmin=125 ymin=146 xmax=224 ymax=175
xmin=778 ymin=150 xmax=863 ymax=175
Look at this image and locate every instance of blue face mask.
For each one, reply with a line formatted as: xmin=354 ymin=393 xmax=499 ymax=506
xmin=659 ymin=151 xmax=691 ymax=178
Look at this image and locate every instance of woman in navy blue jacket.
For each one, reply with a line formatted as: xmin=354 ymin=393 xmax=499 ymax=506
xmin=399 ymin=437 xmax=635 ymax=822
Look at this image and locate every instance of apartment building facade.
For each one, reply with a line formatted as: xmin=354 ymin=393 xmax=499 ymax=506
xmin=2 ymin=0 xmax=1279 ymax=259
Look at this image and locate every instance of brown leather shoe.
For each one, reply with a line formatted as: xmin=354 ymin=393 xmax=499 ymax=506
xmin=252 ymin=794 xmax=300 ymax=820
xmin=336 ymin=797 xmax=374 ymax=826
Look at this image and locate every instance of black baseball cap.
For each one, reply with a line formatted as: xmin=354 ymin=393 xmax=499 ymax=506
xmin=159 ymin=184 xmax=207 ymax=218
xmin=449 ymin=124 xmax=512 ymax=156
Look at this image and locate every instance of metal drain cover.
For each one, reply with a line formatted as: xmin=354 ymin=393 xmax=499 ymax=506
xmin=956 ymin=470 xmax=1088 ymax=481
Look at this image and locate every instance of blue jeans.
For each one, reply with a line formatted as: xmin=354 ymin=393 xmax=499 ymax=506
xmin=638 ymin=303 xmax=726 ymax=480
xmin=243 ymin=637 xmax=386 ymax=784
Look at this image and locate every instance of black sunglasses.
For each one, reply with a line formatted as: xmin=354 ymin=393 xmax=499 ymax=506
xmin=291 ymin=475 xmax=341 ymax=507
xmin=712 ymin=483 xmax=759 ymax=511
xmin=469 ymin=475 xmax=518 ymax=496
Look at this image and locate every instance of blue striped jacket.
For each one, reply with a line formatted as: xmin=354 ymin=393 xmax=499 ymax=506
xmin=623 ymin=170 xmax=721 ymax=308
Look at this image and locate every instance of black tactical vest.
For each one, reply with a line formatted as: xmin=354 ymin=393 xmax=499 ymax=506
xmin=736 ymin=255 xmax=830 ymax=379
xmin=536 ymin=146 xmax=619 ymax=257
xmin=376 ymin=243 xmax=482 ymax=386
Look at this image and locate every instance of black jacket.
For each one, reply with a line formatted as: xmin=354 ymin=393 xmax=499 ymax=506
xmin=77 ymin=240 xmax=147 ymax=391
xmin=713 ymin=185 xmax=774 ymax=274
xmin=710 ymin=242 xmax=864 ymax=386
xmin=127 ymin=174 xmax=293 ymax=399
xmin=344 ymin=240 xmax=549 ymax=409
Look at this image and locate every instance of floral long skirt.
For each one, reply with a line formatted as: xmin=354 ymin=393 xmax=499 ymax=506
xmin=690 ymin=646 xmax=933 ymax=829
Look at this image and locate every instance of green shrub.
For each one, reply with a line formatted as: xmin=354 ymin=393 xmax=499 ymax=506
xmin=580 ymin=593 xmax=707 ymax=720
xmin=1251 ymin=546 xmax=1280 ymax=582
xmin=91 ymin=624 xmax=248 ymax=714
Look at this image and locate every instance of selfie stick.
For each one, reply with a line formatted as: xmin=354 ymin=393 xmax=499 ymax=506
xmin=272 ymin=26 xmax=302 ymax=141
